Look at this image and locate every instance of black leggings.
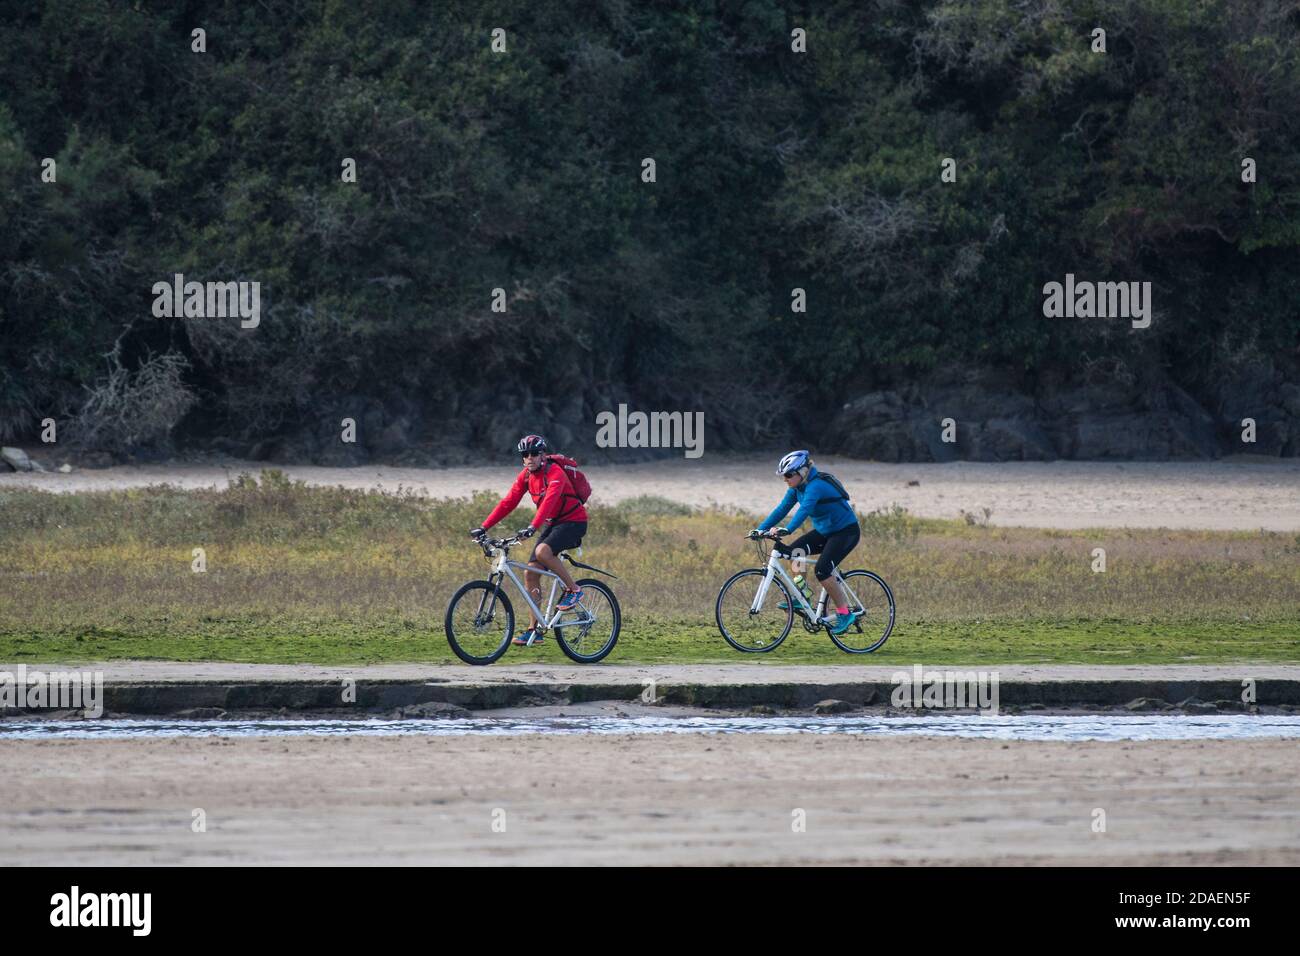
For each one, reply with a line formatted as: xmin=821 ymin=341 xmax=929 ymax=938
xmin=777 ymin=523 xmax=861 ymax=581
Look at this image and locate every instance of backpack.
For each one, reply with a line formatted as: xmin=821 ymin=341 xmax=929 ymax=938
xmin=814 ymin=470 xmax=852 ymax=505
xmin=543 ymin=454 xmax=592 ymax=516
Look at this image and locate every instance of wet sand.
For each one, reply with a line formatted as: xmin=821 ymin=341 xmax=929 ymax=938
xmin=3 ymin=733 xmax=1297 ymax=865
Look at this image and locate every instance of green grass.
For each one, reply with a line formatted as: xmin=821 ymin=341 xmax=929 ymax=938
xmin=2 ymin=471 xmax=1298 ymax=666
xmin=4 ymin=618 xmax=1297 ymax=667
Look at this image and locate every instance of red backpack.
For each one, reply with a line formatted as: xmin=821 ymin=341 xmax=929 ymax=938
xmin=545 ymin=454 xmax=592 ymax=505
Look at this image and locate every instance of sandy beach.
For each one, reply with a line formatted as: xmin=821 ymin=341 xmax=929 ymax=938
xmin=2 ymin=731 xmax=1296 ymax=865
xmin=4 ymin=457 xmax=1300 ymax=530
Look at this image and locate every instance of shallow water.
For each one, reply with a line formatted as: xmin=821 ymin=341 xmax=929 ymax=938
xmin=3 ymin=714 xmax=1300 ymax=742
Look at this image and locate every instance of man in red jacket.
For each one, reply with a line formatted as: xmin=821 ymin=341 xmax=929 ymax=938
xmin=470 ymin=434 xmax=588 ymax=646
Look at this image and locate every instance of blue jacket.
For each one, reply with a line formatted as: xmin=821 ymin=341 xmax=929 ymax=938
xmin=758 ymin=465 xmax=857 ymax=536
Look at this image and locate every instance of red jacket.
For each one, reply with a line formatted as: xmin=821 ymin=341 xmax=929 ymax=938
xmin=483 ymin=461 xmax=588 ymax=530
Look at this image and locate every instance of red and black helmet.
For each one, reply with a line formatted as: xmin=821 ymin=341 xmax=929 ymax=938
xmin=516 ymin=434 xmax=548 ymax=456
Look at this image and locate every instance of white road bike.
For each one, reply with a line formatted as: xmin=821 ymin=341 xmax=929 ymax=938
xmin=715 ymin=529 xmax=895 ymax=654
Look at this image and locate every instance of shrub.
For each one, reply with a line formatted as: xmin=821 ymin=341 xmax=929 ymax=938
xmin=70 ymin=350 xmax=196 ymax=453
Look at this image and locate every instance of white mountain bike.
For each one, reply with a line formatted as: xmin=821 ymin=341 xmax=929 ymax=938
xmin=445 ymin=534 xmax=621 ymax=665
xmin=715 ymin=529 xmax=895 ymax=654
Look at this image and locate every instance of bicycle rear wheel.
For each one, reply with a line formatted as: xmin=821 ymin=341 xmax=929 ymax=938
xmin=445 ymin=580 xmax=515 ymax=665
xmin=829 ymin=570 xmax=895 ymax=654
xmin=716 ymin=568 xmax=794 ymax=653
xmin=554 ymin=578 xmax=621 ymax=663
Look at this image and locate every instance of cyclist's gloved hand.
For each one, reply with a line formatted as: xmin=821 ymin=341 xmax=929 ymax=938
xmin=770 ymin=527 xmax=790 ymax=538
xmin=470 ymin=527 xmax=487 ymax=541
xmin=746 ymin=529 xmax=761 ymax=539
xmin=516 ymin=525 xmax=536 ymax=540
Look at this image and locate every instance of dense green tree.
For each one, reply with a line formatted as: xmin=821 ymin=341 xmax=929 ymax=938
xmin=1 ymin=0 xmax=1297 ymax=455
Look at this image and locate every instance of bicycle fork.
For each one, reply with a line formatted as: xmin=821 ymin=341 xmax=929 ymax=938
xmin=751 ymin=554 xmax=812 ymax=616
xmin=475 ymin=575 xmax=504 ymax=626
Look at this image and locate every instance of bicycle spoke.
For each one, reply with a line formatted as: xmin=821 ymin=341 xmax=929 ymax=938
xmin=717 ymin=569 xmax=793 ymax=652
xmin=446 ymin=582 xmax=514 ymax=665
xmin=555 ymin=580 xmax=619 ymax=662
xmin=828 ymin=571 xmax=895 ymax=653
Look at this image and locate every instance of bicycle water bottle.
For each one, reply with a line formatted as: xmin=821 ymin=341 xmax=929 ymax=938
xmin=792 ymin=574 xmax=813 ymax=601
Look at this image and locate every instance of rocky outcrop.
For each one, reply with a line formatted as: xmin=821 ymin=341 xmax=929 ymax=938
xmin=1210 ymin=363 xmax=1299 ymax=457
xmin=30 ymin=362 xmax=1285 ymax=467
xmin=1 ymin=447 xmax=33 ymax=471
xmin=825 ymin=368 xmax=1297 ymax=461
xmin=1 ymin=447 xmax=49 ymax=472
xmin=236 ymin=385 xmax=676 ymax=466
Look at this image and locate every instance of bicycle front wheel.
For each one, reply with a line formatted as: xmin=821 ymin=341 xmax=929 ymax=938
xmin=716 ymin=568 xmax=794 ymax=653
xmin=445 ymin=580 xmax=515 ymax=665
xmin=830 ymin=570 xmax=895 ymax=654
xmin=554 ymin=578 xmax=620 ymax=664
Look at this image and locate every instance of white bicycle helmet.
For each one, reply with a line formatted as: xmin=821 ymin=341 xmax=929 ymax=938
xmin=777 ymin=449 xmax=811 ymax=476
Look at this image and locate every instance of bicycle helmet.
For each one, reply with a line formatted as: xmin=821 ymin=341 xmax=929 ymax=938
xmin=777 ymin=449 xmax=811 ymax=477
xmin=517 ymin=434 xmax=548 ymax=456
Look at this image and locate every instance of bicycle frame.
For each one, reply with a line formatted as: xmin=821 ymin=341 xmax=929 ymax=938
xmin=752 ymin=543 xmax=863 ymax=621
xmin=485 ymin=544 xmax=592 ymax=634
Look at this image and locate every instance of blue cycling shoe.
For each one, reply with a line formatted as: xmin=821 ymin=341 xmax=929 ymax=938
xmin=556 ymin=588 xmax=584 ymax=611
xmin=828 ymin=611 xmax=861 ymax=635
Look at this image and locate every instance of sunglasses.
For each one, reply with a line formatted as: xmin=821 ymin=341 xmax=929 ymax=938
xmin=782 ymin=470 xmax=801 ymax=479
xmin=522 ymin=451 xmax=543 ymax=459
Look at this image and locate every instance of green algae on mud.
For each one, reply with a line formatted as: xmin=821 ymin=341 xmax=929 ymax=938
xmin=1 ymin=618 xmax=1295 ymax=667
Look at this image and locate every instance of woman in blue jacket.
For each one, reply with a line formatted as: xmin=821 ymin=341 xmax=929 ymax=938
xmin=754 ymin=450 xmax=861 ymax=635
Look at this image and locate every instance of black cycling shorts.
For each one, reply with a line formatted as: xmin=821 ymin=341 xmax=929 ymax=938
xmin=777 ymin=523 xmax=860 ymax=581
xmin=531 ymin=521 xmax=586 ymax=561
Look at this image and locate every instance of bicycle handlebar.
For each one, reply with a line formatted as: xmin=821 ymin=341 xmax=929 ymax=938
xmin=476 ymin=535 xmax=521 ymax=556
